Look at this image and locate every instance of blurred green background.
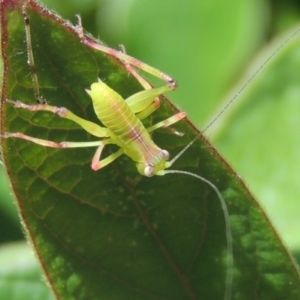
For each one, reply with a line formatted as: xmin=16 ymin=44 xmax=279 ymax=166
xmin=1 ymin=0 xmax=300 ymax=264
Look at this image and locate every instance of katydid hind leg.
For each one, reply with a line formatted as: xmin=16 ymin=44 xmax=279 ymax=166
xmin=126 ymin=84 xmax=174 ymax=114
xmin=75 ymin=16 xmax=187 ymax=139
xmin=135 ymin=101 xmax=160 ymax=121
xmin=75 ymin=15 xmax=177 ymax=89
xmin=118 ymin=44 xmax=157 ymax=92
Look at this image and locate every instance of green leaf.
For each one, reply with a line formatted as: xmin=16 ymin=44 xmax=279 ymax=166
xmin=1 ymin=0 xmax=300 ymax=299
xmin=213 ymin=28 xmax=300 ymax=252
xmin=0 ymin=242 xmax=55 ymax=300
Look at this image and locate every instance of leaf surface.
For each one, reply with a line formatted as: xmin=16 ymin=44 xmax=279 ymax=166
xmin=1 ymin=0 xmax=300 ymax=299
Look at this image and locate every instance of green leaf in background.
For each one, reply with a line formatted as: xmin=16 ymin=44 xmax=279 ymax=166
xmin=213 ymin=28 xmax=300 ymax=253
xmin=94 ymin=0 xmax=268 ymax=127
xmin=0 ymin=242 xmax=55 ymax=300
xmin=1 ymin=0 xmax=300 ymax=300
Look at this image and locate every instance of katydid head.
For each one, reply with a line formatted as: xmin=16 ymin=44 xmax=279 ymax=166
xmin=138 ymin=137 xmax=198 ymax=177
xmin=137 ymin=149 xmax=170 ymax=177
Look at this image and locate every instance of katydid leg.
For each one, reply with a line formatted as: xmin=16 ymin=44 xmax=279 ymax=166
xmin=75 ymin=15 xmax=177 ymax=90
xmin=92 ymin=147 xmax=124 ymax=170
xmin=6 ymin=99 xmax=108 ymax=138
xmin=147 ymin=112 xmax=186 ymax=132
xmin=3 ymin=132 xmax=111 ymax=149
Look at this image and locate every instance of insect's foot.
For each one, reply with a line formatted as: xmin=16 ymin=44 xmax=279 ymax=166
xmin=2 ymin=132 xmax=19 ymax=138
xmin=5 ymin=99 xmax=23 ymax=107
xmin=5 ymin=99 xmax=15 ymax=104
xmin=6 ymin=99 xmax=32 ymax=109
xmin=168 ymin=127 xmax=185 ymax=137
xmin=168 ymin=78 xmax=178 ymax=90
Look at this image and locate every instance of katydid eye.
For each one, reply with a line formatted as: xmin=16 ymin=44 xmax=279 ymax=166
xmin=144 ymin=165 xmax=155 ymax=177
xmin=161 ymin=150 xmax=169 ymax=160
